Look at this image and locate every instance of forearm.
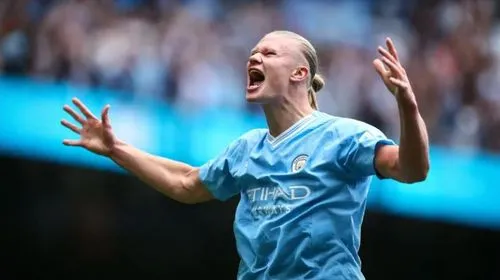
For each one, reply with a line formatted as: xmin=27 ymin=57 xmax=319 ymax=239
xmin=109 ymin=140 xmax=200 ymax=202
xmin=396 ymin=95 xmax=430 ymax=181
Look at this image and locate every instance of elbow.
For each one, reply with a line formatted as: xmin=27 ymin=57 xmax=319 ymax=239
xmin=179 ymin=192 xmax=212 ymax=205
xmin=403 ymin=162 xmax=430 ymax=184
xmin=177 ymin=169 xmax=212 ymax=205
xmin=178 ymin=187 xmax=208 ymax=204
xmin=179 ymin=197 xmax=202 ymax=205
xmin=404 ymin=174 xmax=427 ymax=184
xmin=176 ymin=184 xmax=200 ymax=205
xmin=175 ymin=187 xmax=204 ymax=205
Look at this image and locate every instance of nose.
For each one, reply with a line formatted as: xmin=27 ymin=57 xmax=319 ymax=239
xmin=248 ymin=53 xmax=262 ymax=66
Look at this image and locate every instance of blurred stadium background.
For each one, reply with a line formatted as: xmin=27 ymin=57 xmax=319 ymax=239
xmin=1 ymin=0 xmax=500 ymax=279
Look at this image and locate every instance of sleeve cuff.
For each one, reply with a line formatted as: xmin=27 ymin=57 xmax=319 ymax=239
xmin=198 ymin=163 xmax=229 ymax=201
xmin=373 ymin=139 xmax=397 ymax=180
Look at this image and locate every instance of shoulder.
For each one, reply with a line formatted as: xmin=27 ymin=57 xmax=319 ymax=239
xmin=236 ymin=128 xmax=267 ymax=147
xmin=227 ymin=128 xmax=267 ymax=154
xmin=217 ymin=128 xmax=266 ymax=169
xmin=314 ymin=111 xmax=385 ymax=140
xmin=239 ymin=128 xmax=267 ymax=143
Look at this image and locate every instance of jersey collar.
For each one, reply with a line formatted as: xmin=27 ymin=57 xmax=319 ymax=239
xmin=266 ymin=111 xmax=317 ymax=147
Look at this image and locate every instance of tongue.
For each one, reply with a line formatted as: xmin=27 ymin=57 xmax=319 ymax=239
xmin=249 ymin=82 xmax=262 ymax=90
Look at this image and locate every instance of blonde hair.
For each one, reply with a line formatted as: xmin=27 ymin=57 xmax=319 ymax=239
xmin=267 ymin=30 xmax=325 ymax=110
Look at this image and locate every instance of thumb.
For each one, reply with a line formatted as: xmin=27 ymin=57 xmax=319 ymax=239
xmin=373 ymin=59 xmax=388 ymax=78
xmin=101 ymin=105 xmax=111 ymax=128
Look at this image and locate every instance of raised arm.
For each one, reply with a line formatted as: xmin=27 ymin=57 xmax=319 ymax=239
xmin=372 ymin=38 xmax=430 ymax=183
xmin=61 ymin=98 xmax=213 ymax=204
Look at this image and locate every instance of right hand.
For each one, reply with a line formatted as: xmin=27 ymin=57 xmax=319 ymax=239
xmin=61 ymin=97 xmax=117 ymax=157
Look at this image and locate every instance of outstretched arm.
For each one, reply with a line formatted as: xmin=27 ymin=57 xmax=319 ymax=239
xmin=373 ymin=38 xmax=430 ymax=183
xmin=61 ymin=98 xmax=213 ymax=204
xmin=110 ymin=141 xmax=213 ymax=204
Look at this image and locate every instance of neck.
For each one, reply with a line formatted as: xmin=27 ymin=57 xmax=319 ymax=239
xmin=262 ymin=94 xmax=314 ymax=138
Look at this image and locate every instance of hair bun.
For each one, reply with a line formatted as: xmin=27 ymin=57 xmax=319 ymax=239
xmin=312 ymin=74 xmax=325 ymax=93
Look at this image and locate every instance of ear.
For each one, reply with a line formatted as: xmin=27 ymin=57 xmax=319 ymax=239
xmin=290 ymin=66 xmax=309 ymax=83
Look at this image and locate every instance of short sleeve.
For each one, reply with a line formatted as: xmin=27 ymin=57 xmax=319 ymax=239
xmin=338 ymin=122 xmax=396 ymax=178
xmin=198 ymin=138 xmax=244 ymax=201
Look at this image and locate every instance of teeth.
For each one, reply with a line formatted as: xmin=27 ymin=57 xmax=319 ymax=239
xmin=248 ymin=68 xmax=264 ymax=89
xmin=249 ymin=69 xmax=263 ymax=76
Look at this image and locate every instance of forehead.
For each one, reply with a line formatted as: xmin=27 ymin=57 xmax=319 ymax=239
xmin=251 ymin=34 xmax=301 ymax=54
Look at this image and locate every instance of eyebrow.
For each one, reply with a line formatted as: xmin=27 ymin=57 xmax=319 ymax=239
xmin=250 ymin=47 xmax=277 ymax=55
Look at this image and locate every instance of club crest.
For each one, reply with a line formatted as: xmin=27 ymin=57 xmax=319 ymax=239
xmin=292 ymin=154 xmax=308 ymax=172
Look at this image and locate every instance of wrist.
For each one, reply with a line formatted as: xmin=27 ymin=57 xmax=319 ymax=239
xmin=396 ymin=91 xmax=419 ymax=113
xmin=109 ymin=139 xmax=126 ymax=160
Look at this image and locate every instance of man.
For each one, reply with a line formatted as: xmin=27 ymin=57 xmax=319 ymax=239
xmin=61 ymin=31 xmax=429 ymax=279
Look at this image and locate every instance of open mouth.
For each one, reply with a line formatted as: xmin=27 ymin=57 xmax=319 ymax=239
xmin=248 ymin=69 xmax=265 ymax=90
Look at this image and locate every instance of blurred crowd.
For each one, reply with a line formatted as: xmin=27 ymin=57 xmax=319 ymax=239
xmin=1 ymin=0 xmax=500 ymax=152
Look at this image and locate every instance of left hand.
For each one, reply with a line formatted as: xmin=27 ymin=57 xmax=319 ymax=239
xmin=373 ymin=37 xmax=415 ymax=103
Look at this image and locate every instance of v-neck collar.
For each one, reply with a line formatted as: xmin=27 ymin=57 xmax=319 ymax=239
xmin=266 ymin=111 xmax=317 ymax=148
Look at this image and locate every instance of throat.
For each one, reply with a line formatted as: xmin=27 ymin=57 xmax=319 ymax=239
xmin=263 ymin=104 xmax=315 ymax=139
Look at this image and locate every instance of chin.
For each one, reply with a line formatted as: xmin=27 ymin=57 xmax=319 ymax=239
xmin=245 ymin=86 xmax=265 ymax=103
xmin=245 ymin=92 xmax=260 ymax=103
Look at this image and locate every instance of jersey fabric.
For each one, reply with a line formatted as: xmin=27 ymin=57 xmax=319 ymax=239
xmin=198 ymin=111 xmax=396 ymax=280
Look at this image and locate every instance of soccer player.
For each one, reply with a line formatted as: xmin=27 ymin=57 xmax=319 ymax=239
xmin=61 ymin=30 xmax=429 ymax=279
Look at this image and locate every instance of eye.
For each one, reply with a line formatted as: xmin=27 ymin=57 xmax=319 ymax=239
xmin=266 ymin=51 xmax=276 ymax=56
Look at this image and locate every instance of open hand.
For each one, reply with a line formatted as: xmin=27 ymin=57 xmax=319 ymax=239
xmin=373 ymin=37 xmax=415 ymax=102
xmin=61 ymin=98 xmax=116 ymax=156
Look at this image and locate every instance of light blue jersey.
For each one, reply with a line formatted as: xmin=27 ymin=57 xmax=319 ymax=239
xmin=199 ymin=111 xmax=395 ymax=280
